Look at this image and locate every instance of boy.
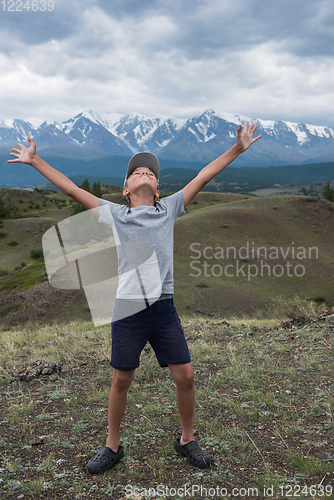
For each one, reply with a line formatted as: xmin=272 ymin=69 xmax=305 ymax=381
xmin=8 ymin=121 xmax=261 ymax=473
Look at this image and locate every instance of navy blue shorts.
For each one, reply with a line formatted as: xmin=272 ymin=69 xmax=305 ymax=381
xmin=110 ymin=297 xmax=191 ymax=371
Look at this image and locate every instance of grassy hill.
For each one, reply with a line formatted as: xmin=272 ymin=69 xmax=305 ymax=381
xmin=0 ymin=188 xmax=333 ymax=329
xmin=174 ymin=193 xmax=334 ymax=317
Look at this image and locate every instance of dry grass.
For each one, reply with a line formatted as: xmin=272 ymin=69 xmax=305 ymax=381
xmin=0 ymin=309 xmax=333 ymax=499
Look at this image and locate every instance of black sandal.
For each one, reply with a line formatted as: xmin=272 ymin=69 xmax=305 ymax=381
xmin=174 ymin=438 xmax=214 ymax=468
xmin=86 ymin=445 xmax=124 ymax=474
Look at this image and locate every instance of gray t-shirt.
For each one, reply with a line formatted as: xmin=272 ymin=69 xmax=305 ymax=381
xmin=98 ymin=190 xmax=185 ymax=298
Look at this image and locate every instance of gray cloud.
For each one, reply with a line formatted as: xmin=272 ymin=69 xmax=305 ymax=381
xmin=0 ymin=0 xmax=82 ymax=46
xmin=0 ymin=0 xmax=333 ymax=126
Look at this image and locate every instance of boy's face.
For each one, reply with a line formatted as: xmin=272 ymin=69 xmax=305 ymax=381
xmin=123 ymin=166 xmax=159 ymax=203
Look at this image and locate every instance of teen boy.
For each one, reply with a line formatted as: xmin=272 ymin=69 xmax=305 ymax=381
xmin=8 ymin=121 xmax=261 ymax=473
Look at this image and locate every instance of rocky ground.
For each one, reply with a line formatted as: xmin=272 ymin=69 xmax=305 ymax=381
xmin=0 ymin=309 xmax=333 ymax=499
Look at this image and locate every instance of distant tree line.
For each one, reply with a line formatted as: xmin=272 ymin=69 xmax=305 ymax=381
xmin=72 ymin=179 xmax=102 ymax=215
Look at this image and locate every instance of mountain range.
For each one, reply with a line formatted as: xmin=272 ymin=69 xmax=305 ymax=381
xmin=1 ymin=109 xmax=334 ymax=167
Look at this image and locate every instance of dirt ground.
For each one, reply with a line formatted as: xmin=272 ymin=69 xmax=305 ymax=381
xmin=0 ymin=314 xmax=333 ymax=499
xmin=0 ymin=281 xmax=89 ymax=329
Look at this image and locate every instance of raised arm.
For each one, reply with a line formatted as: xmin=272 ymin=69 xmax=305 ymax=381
xmin=8 ymin=137 xmax=99 ymax=213
xmin=182 ymin=122 xmax=261 ymax=206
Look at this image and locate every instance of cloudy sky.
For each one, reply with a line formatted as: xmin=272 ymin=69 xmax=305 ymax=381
xmin=0 ymin=0 xmax=333 ymax=127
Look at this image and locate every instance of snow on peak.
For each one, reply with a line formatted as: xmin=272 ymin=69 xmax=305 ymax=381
xmin=2 ymin=118 xmax=14 ymax=128
xmin=155 ymin=115 xmax=186 ymax=130
xmin=194 ymin=121 xmax=216 ymax=142
xmin=285 ymin=122 xmax=309 ymax=144
xmin=1 ymin=109 xmax=334 ymax=154
xmin=80 ymin=109 xmax=105 ymax=125
xmin=305 ymin=123 xmax=334 ymax=139
xmin=76 ymin=109 xmax=124 ymax=133
xmin=255 ymin=119 xmax=276 ymax=130
xmin=1 ymin=118 xmax=33 ymax=131
xmin=216 ymin=111 xmax=252 ymax=125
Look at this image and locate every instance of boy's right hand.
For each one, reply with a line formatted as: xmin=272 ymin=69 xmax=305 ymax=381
xmin=8 ymin=136 xmax=37 ymax=165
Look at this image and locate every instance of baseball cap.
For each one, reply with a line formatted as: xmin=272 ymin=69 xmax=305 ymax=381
xmin=124 ymin=152 xmax=160 ymax=188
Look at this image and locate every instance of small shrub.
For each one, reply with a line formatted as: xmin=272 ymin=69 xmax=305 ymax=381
xmin=8 ymin=240 xmax=18 ymax=246
xmin=287 ymin=450 xmax=332 ymax=475
xmin=11 ymin=206 xmax=22 ymax=219
xmin=35 ymin=412 xmax=58 ymax=420
xmin=197 ymin=282 xmax=209 ymax=288
xmin=21 ymin=479 xmax=44 ymax=496
xmin=299 ymin=186 xmax=310 ymax=196
xmin=31 ymin=248 xmax=44 ymax=260
xmin=0 ymin=231 xmax=6 ymax=238
xmin=0 ymin=269 xmax=9 ymax=277
xmin=311 ymin=295 xmax=326 ymax=304
xmin=72 ymin=420 xmax=90 ymax=433
xmin=269 ymin=295 xmax=321 ymax=320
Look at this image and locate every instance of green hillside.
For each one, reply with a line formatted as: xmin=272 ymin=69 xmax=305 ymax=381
xmin=173 ymin=194 xmax=334 ymax=317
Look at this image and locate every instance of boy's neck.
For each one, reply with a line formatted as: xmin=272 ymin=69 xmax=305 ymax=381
xmin=130 ymin=195 xmax=156 ymax=207
xmin=130 ymin=203 xmax=155 ymax=207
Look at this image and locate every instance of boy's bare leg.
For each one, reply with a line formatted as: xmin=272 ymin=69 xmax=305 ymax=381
xmin=168 ymin=363 xmax=195 ymax=444
xmin=105 ymin=368 xmax=135 ymax=452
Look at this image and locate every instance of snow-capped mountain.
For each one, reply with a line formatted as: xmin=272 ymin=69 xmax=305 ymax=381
xmin=1 ymin=109 xmax=334 ymax=167
xmin=0 ymin=119 xmax=35 ymax=146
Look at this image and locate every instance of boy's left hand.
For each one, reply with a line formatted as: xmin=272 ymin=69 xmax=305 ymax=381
xmin=236 ymin=122 xmax=262 ymax=153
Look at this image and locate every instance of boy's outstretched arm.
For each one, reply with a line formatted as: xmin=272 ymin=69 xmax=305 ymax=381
xmin=8 ymin=137 xmax=99 ymax=212
xmin=182 ymin=122 xmax=261 ymax=206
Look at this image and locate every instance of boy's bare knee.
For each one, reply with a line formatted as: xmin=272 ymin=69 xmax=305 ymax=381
xmin=183 ymin=368 xmax=195 ymax=388
xmin=111 ymin=369 xmax=135 ymax=391
xmin=170 ymin=364 xmax=194 ymax=389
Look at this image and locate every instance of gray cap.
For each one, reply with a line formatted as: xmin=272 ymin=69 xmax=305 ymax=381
xmin=124 ymin=152 xmax=160 ymax=187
